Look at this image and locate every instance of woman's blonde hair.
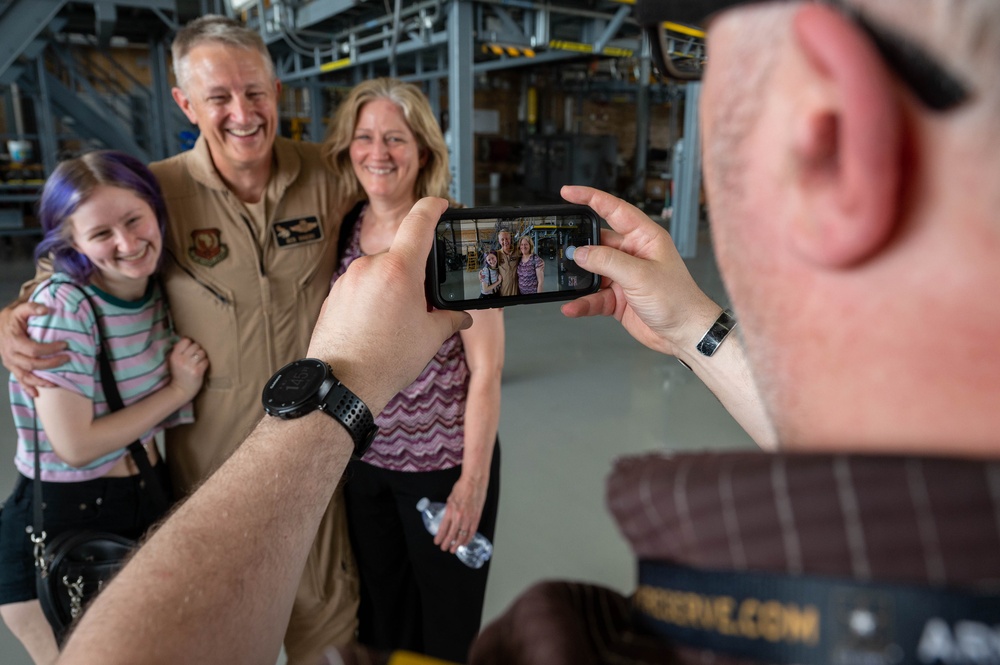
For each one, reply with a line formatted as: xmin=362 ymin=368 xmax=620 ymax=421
xmin=518 ymin=235 xmax=535 ymax=254
xmin=323 ymin=77 xmax=452 ymax=206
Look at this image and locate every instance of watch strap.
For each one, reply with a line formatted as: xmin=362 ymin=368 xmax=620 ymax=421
xmin=695 ymin=308 xmax=737 ymax=357
xmin=322 ymin=380 xmax=377 ymax=459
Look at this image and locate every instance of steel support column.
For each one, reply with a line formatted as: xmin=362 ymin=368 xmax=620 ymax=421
xmin=447 ymin=0 xmax=474 ymax=204
xmin=34 ymin=57 xmax=58 ymax=175
xmin=632 ymin=39 xmax=651 ymax=203
xmin=149 ymin=37 xmax=172 ymax=159
xmin=95 ymin=1 xmax=117 ymax=49
xmin=308 ymin=80 xmax=325 ymax=144
xmin=427 ymin=77 xmax=442 ymax=127
xmin=670 ymin=82 xmax=702 ymax=258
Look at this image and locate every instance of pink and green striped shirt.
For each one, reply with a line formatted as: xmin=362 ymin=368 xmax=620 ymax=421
xmin=8 ymin=275 xmax=194 ymax=482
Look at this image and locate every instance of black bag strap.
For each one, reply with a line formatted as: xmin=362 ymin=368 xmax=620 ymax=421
xmin=29 ymin=281 xmax=171 ymax=570
xmin=71 ymin=283 xmax=170 ymax=511
xmin=93 ymin=333 xmax=171 ymax=512
xmin=30 ymin=415 xmax=46 ymax=574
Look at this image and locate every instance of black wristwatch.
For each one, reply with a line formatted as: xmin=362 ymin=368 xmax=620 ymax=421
xmin=261 ymin=358 xmax=377 ymax=459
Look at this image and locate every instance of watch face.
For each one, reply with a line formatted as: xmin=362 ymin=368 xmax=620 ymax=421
xmin=262 ymin=359 xmax=329 ymax=416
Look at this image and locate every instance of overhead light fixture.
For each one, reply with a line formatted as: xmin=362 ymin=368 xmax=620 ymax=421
xmin=227 ymin=0 xmax=258 ymax=13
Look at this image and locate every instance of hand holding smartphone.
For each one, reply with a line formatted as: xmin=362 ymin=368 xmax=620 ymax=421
xmin=426 ymin=204 xmax=601 ymax=310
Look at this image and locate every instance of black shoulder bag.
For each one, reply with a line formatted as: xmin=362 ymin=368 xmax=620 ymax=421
xmin=29 ymin=286 xmax=171 ymax=644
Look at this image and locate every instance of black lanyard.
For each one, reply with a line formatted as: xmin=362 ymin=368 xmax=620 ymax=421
xmin=634 ymin=560 xmax=1000 ymax=665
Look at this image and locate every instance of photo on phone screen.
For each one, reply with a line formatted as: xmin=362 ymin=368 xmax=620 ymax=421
xmin=427 ymin=204 xmax=601 ymax=310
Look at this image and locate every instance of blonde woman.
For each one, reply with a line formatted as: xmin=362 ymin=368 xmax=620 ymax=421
xmin=516 ymin=235 xmax=545 ymax=293
xmin=323 ymin=77 xmax=504 ymax=662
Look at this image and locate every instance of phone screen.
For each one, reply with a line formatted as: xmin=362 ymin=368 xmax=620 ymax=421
xmin=427 ymin=204 xmax=601 ymax=310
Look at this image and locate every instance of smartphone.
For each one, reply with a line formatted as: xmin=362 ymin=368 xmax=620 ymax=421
xmin=426 ymin=204 xmax=601 ymax=310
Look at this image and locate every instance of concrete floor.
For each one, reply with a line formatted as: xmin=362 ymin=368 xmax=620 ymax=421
xmin=0 ymin=212 xmax=756 ymax=663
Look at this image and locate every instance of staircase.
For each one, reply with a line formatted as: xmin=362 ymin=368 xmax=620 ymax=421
xmin=0 ymin=0 xmax=66 ymax=84
xmin=0 ymin=0 xmax=186 ymax=235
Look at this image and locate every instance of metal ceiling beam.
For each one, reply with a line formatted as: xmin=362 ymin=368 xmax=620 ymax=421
xmin=0 ymin=0 xmax=67 ymax=80
xmin=274 ymin=28 xmax=448 ymax=83
xmin=594 ymin=5 xmax=630 ymax=54
xmin=291 ymin=0 xmax=371 ymax=32
xmin=484 ymin=5 xmax=526 ymax=44
xmin=265 ymin=0 xmax=641 ymax=82
xmin=472 ymin=49 xmax=579 ymax=74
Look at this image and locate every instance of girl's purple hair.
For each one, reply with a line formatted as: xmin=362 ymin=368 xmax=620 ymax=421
xmin=34 ymin=150 xmax=168 ymax=283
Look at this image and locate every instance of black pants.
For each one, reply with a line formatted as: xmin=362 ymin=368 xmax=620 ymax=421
xmin=344 ymin=442 xmax=501 ymax=663
xmin=0 ymin=466 xmax=174 ymax=604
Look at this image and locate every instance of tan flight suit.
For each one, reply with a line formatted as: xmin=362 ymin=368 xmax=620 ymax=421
xmin=150 ymin=135 xmax=358 ymax=663
xmin=496 ymin=248 xmax=520 ymax=297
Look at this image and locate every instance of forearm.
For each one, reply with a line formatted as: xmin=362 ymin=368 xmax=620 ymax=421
xmin=675 ymin=328 xmax=777 ymax=450
xmin=460 ymin=372 xmax=501 ymax=482
xmin=59 ymin=413 xmax=353 ymax=665
xmin=39 ymin=385 xmax=193 ymax=467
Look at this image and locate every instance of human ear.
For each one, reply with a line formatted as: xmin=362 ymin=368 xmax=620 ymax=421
xmin=171 ymin=87 xmax=199 ymax=125
xmin=787 ymin=4 xmax=904 ymax=267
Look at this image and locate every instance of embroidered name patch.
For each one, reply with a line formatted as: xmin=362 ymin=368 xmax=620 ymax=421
xmin=273 ymin=216 xmax=323 ymax=247
xmin=189 ymin=228 xmax=229 ymax=267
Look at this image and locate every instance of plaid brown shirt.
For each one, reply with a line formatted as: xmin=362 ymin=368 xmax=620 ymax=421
xmin=470 ymin=451 xmax=1000 ymax=665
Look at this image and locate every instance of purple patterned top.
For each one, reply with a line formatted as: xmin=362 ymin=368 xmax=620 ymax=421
xmin=516 ymin=254 xmax=544 ymax=294
xmin=332 ymin=208 xmax=468 ymax=472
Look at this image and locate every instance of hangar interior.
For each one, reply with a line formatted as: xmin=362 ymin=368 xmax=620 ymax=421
xmin=0 ymin=1 xmax=755 ymax=663
xmin=1 ymin=0 xmax=714 ymax=249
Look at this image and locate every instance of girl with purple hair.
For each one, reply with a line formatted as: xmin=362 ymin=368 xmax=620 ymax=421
xmin=0 ymin=150 xmax=208 ymax=661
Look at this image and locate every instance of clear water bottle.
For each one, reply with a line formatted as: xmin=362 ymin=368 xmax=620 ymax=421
xmin=416 ymin=497 xmax=493 ymax=569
